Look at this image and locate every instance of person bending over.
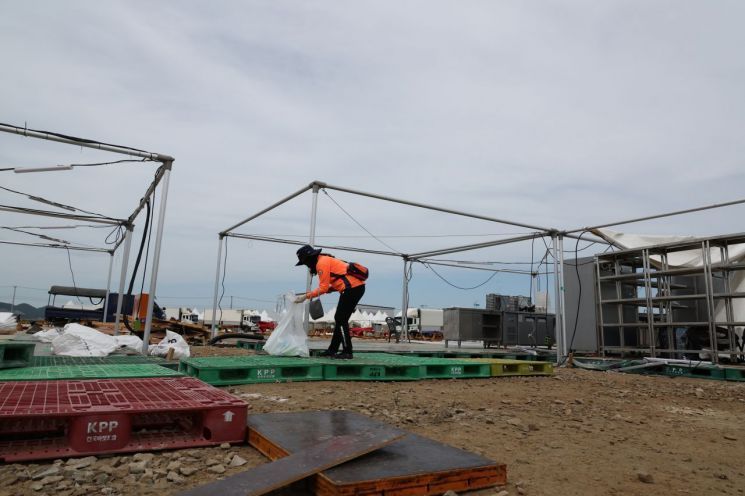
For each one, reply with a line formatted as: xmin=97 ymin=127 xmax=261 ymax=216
xmin=294 ymin=245 xmax=367 ymax=359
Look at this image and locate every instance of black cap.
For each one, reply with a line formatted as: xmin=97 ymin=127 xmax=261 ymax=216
xmin=295 ymin=244 xmax=322 ymax=266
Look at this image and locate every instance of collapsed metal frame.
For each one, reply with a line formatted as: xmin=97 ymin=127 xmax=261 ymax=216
xmin=211 ymin=180 xmax=577 ymax=363
xmin=0 ymin=123 xmax=174 ymax=354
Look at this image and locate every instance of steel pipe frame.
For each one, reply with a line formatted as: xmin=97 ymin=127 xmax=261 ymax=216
xmin=141 ymin=165 xmax=172 ymax=353
xmin=0 ymin=239 xmax=111 ymax=253
xmin=400 ymin=258 xmax=410 ymax=343
xmin=225 ymin=233 xmax=402 ymax=258
xmin=210 ymin=236 xmax=225 ymax=336
xmin=564 ymin=196 xmax=745 ymax=236
xmin=304 ymin=184 xmax=321 ymax=330
xmin=215 ymin=180 xmax=562 ymax=354
xmin=113 ymin=228 xmax=133 ymax=335
xmin=319 ymin=182 xmax=556 ymax=232
xmin=0 ymin=205 xmax=125 ymax=226
xmin=102 ymin=252 xmax=114 ymax=323
xmin=0 ymin=122 xmax=170 ymax=162
xmin=0 ymin=123 xmax=173 ymax=351
xmin=409 ymin=233 xmax=548 ymax=259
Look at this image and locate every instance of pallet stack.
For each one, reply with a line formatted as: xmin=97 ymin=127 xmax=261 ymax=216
xmin=180 ymin=352 xmax=555 ymax=386
xmin=0 ymin=341 xmax=249 ymax=463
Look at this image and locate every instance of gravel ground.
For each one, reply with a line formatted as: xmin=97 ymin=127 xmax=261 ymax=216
xmin=1 ymin=347 xmax=744 ymax=496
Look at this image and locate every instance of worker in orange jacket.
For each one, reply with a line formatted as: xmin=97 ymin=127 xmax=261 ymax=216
xmin=294 ymin=245 xmax=366 ymax=359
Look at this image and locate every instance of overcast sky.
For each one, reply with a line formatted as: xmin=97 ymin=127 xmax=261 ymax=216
xmin=1 ymin=1 xmax=744 ymax=313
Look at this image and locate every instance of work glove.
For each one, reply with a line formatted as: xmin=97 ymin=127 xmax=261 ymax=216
xmin=293 ymin=294 xmax=307 ymax=304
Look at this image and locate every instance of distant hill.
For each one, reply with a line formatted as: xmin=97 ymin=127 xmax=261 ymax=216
xmin=0 ymin=302 xmax=46 ymax=320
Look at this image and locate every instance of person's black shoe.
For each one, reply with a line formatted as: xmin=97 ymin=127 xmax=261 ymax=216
xmin=318 ymin=350 xmax=336 ymax=357
xmin=333 ymin=352 xmax=354 ymax=360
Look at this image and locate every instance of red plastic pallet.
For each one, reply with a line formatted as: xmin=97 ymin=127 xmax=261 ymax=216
xmin=0 ymin=377 xmax=248 ymax=462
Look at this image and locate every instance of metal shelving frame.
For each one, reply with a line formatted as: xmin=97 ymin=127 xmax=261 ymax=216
xmin=594 ymin=232 xmax=745 ymax=363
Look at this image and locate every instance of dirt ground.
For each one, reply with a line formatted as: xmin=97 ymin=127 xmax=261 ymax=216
xmin=1 ymin=345 xmax=744 ymax=496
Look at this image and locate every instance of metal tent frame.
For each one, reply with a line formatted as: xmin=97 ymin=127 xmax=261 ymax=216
xmin=211 ymin=180 xmax=576 ymax=363
xmin=0 ymin=123 xmax=174 ymax=354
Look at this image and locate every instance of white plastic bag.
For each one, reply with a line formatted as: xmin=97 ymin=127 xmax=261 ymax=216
xmin=149 ymin=330 xmax=190 ymax=359
xmin=115 ymin=335 xmax=144 ymax=354
xmin=34 ymin=328 xmax=65 ymax=343
xmin=264 ymin=292 xmax=309 ymax=357
xmin=52 ymin=323 xmax=118 ymax=357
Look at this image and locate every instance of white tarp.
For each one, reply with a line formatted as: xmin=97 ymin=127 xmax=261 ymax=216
xmin=52 ymin=323 xmax=118 ymax=357
xmin=594 ymin=229 xmax=745 ymax=331
xmin=0 ymin=312 xmax=16 ymax=331
xmin=40 ymin=323 xmax=144 ymax=356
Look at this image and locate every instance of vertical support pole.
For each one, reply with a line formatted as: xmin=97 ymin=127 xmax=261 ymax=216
xmin=10 ymin=286 xmax=16 ymax=313
xmin=594 ymin=257 xmax=606 ymax=356
xmin=400 ymin=257 xmax=409 ymax=343
xmin=557 ymin=235 xmax=568 ymax=362
xmin=102 ymin=252 xmax=115 ymax=323
xmin=304 ymin=183 xmax=320 ymax=331
xmin=551 ymin=235 xmax=563 ymax=364
xmin=702 ymin=240 xmax=718 ymax=364
xmin=642 ymin=249 xmax=655 ymax=358
xmin=142 ymin=164 xmax=172 ymax=354
xmin=114 ymin=227 xmax=133 ymax=335
xmin=210 ymin=236 xmax=225 ymax=337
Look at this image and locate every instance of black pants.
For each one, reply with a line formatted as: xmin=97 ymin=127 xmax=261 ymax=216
xmin=328 ymin=284 xmax=365 ymax=354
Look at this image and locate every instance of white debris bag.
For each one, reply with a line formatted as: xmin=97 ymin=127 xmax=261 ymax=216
xmin=0 ymin=312 xmax=17 ymax=331
xmin=115 ymin=335 xmax=144 ymax=353
xmin=149 ymin=330 xmax=190 ymax=359
xmin=263 ymin=292 xmax=309 ymax=357
xmin=34 ymin=328 xmax=65 ymax=343
xmin=52 ymin=323 xmax=118 ymax=357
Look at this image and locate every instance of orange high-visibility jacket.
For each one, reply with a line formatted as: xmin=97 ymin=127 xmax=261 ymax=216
xmin=306 ymin=255 xmax=365 ymax=299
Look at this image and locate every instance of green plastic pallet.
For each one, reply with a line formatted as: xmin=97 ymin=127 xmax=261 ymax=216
xmin=0 ymin=342 xmax=35 ymax=369
xmin=723 ymin=367 xmax=745 ymax=382
xmin=469 ymin=358 xmax=554 ymax=377
xmin=236 ymin=340 xmax=265 ymax=351
xmin=0 ymin=363 xmax=183 ymax=381
xmin=180 ymin=356 xmax=324 ymax=385
xmin=627 ymin=363 xmax=728 ymax=381
xmin=30 ymin=355 xmax=179 ymax=370
xmin=414 ymin=358 xmax=491 ymax=379
xmin=317 ymin=356 xmax=422 ymax=381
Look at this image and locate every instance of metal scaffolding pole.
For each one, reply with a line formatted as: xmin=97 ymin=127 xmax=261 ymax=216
xmin=304 ymin=184 xmax=320 ymax=330
xmin=322 ymin=182 xmax=555 ymax=232
xmin=564 ymin=196 xmax=745 ymax=235
xmin=210 ymin=236 xmax=225 ymax=337
xmin=221 ymin=183 xmax=314 ymax=235
xmin=410 ymin=232 xmax=546 ymax=259
xmin=113 ymin=228 xmax=133 ymax=335
xmin=0 ymin=122 xmax=167 ymax=161
xmin=141 ymin=165 xmax=172 ymax=354
xmin=102 ymin=252 xmax=114 ymax=323
xmin=552 ymin=235 xmax=563 ymax=365
xmin=0 ymin=240 xmax=110 ymax=252
xmin=225 ymin=234 xmax=400 ymax=258
xmin=557 ymin=236 xmax=569 ymax=363
xmin=0 ymin=205 xmax=124 ymax=226
xmin=400 ymin=258 xmax=410 ymax=343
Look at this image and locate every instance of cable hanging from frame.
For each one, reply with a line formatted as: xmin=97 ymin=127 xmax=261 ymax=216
xmin=321 ymin=189 xmax=404 ymax=256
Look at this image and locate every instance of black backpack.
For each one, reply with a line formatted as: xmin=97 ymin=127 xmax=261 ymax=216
xmin=346 ymin=262 xmax=369 ymax=281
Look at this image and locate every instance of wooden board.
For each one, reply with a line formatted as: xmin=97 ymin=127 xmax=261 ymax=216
xmin=247 ymin=410 xmax=506 ymax=496
xmin=178 ymin=429 xmax=404 ymax=496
